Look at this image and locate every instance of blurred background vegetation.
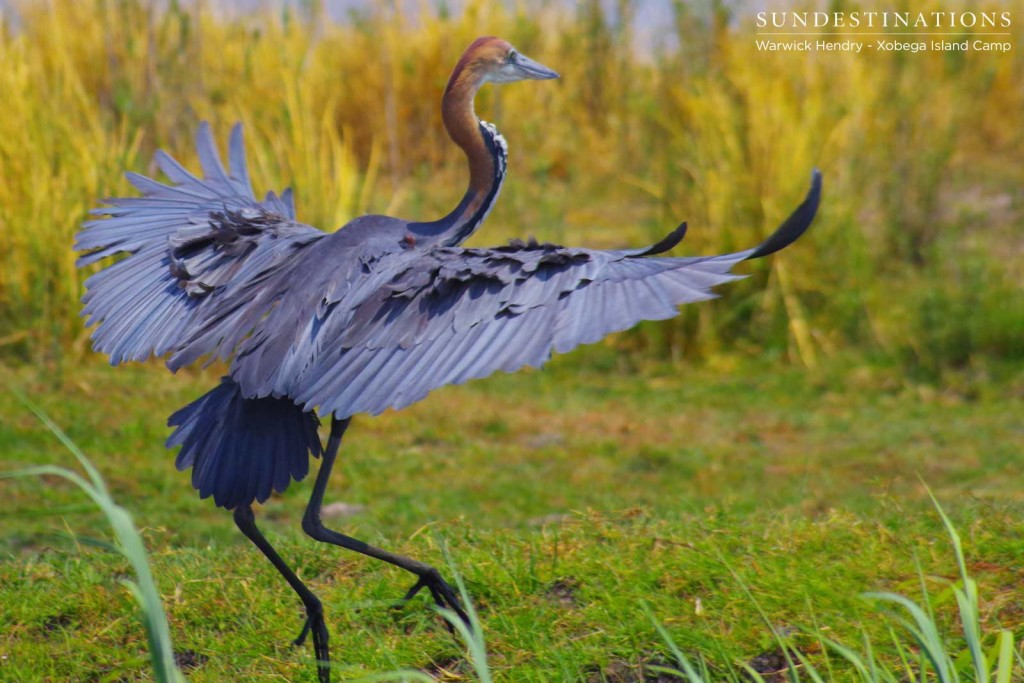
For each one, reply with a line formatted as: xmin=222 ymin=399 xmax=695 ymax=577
xmin=0 ymin=0 xmax=1020 ymax=379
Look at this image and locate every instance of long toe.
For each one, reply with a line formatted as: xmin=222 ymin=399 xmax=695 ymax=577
xmin=293 ymin=616 xmax=313 ymax=647
xmin=397 ymin=570 xmax=473 ymax=632
xmin=400 ymin=576 xmax=428 ymax=603
xmin=425 ymin=572 xmax=472 ymax=632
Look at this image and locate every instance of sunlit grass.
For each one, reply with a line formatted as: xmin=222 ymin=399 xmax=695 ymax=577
xmin=2 ymin=358 xmax=1023 ymax=680
xmin=645 ymin=493 xmax=1021 ymax=683
xmin=1 ymin=389 xmax=186 ymax=683
xmin=4 ymin=384 xmax=1021 ymax=681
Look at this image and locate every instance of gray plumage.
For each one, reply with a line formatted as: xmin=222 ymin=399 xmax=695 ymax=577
xmin=77 ymin=122 xmax=820 ymax=508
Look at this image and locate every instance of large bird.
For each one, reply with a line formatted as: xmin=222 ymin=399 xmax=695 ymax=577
xmin=76 ymin=36 xmax=820 ymax=682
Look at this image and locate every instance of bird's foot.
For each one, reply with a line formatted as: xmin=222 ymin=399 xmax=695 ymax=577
xmin=293 ymin=616 xmax=312 ymax=647
xmin=400 ymin=567 xmax=472 ymax=632
xmin=293 ymin=607 xmax=331 ymax=683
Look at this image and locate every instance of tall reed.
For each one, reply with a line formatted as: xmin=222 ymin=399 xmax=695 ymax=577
xmin=1 ymin=0 xmax=1020 ymax=372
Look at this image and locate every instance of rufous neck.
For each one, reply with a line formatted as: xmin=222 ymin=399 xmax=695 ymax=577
xmin=443 ymin=73 xmax=494 ymax=197
xmin=408 ymin=64 xmax=504 ymax=246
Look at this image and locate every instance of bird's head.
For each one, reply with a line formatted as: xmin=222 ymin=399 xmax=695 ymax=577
xmin=448 ymin=37 xmax=559 ymax=92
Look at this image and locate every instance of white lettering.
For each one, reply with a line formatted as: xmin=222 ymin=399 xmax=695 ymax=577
xmin=752 ymin=10 xmax=1014 ymax=32
xmin=756 ymin=40 xmax=814 ymax=51
xmin=876 ymin=40 xmax=928 ymax=53
xmin=816 ymin=41 xmax=864 ymax=53
xmin=974 ymin=40 xmax=1012 ymax=52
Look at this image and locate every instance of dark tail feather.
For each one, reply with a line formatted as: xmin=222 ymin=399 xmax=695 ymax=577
xmin=167 ymin=377 xmax=322 ymax=509
xmin=745 ymin=169 xmax=822 ymax=260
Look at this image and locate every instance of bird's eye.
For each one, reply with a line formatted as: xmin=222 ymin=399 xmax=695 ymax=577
xmin=506 ymin=49 xmax=517 ymax=64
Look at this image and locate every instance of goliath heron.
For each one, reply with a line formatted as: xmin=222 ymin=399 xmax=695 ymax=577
xmin=76 ymin=36 xmax=821 ymax=682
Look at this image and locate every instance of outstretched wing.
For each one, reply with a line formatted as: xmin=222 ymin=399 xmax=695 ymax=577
xmin=243 ymin=171 xmax=821 ymax=417
xmin=75 ymin=123 xmax=325 ymax=365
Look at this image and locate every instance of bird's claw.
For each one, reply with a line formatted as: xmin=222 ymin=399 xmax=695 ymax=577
xmin=293 ymin=609 xmax=330 ymax=683
xmin=292 ymin=616 xmax=312 ymax=647
xmin=399 ymin=568 xmax=472 ymax=632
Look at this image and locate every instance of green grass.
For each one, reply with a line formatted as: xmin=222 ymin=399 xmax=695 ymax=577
xmin=2 ymin=355 xmax=1023 ymax=680
xmin=1 ymin=391 xmax=185 ymax=683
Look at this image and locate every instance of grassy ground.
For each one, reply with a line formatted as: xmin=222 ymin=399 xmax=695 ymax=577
xmin=2 ymin=354 xmax=1022 ymax=681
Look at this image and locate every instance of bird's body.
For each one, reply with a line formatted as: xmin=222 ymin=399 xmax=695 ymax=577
xmin=76 ymin=36 xmax=820 ymax=683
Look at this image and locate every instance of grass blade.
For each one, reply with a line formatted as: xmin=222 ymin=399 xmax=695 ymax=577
xmin=435 ymin=545 xmax=492 ymax=683
xmin=993 ymin=630 xmax=1014 ymax=683
xmin=642 ymin=600 xmax=707 ymax=683
xmin=9 ymin=387 xmax=109 ymax=495
xmin=4 ymin=398 xmax=186 ymax=683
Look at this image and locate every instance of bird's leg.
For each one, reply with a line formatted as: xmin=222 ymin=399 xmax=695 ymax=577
xmin=301 ymin=417 xmax=472 ymax=629
xmin=233 ymin=505 xmax=331 ymax=683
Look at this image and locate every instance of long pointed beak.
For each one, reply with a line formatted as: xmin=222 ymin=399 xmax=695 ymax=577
xmin=512 ymin=52 xmax=559 ymax=80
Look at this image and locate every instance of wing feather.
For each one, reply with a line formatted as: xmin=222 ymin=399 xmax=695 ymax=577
xmin=269 ymin=249 xmax=738 ymax=416
xmin=227 ymin=124 xmax=255 ymax=198
xmin=244 ymin=170 xmax=820 ymax=417
xmin=75 ymin=122 xmax=325 ymax=365
xmin=82 ymin=129 xmax=819 ymax=426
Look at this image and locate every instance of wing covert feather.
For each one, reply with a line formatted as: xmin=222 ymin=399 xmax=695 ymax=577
xmin=242 ymin=170 xmax=821 ymax=416
xmin=75 ymin=122 xmax=324 ymax=365
xmin=255 ymin=243 xmax=745 ymax=417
